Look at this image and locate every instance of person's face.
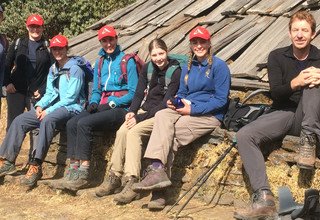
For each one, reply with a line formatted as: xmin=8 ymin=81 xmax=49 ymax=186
xmin=150 ymin=47 xmax=168 ymax=70
xmin=190 ymin=38 xmax=211 ymax=61
xmin=100 ymin=36 xmax=117 ymax=54
xmin=27 ymin=24 xmax=44 ymax=41
xmin=289 ymin=19 xmax=316 ymax=50
xmin=51 ymin=47 xmax=68 ymax=63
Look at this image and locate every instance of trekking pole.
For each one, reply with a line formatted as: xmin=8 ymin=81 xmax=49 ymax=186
xmin=166 ymin=140 xmax=236 ymax=217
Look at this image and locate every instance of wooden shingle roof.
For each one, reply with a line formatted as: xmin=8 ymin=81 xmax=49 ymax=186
xmin=69 ymin=0 xmax=320 ymax=90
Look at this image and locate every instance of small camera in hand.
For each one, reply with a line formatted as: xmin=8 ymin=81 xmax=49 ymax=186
xmin=170 ymin=96 xmax=185 ymax=109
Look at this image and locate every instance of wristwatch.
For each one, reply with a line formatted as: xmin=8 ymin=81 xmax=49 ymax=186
xmin=109 ymin=101 xmax=116 ymax=109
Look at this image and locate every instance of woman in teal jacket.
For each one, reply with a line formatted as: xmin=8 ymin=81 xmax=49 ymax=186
xmin=0 ymin=35 xmax=85 ymax=187
xmin=58 ymin=25 xmax=138 ymax=191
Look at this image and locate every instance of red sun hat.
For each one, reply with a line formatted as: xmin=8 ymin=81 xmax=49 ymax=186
xmin=49 ymin=35 xmax=68 ymax=48
xmin=189 ymin=26 xmax=211 ymax=41
xmin=98 ymin=25 xmax=117 ymax=41
xmin=26 ymin=14 xmax=44 ymax=26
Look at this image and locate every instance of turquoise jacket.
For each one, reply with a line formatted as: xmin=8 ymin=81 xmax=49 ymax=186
xmin=90 ymin=45 xmax=138 ymax=107
xmin=35 ymin=57 xmax=86 ymax=114
xmin=178 ymin=55 xmax=231 ymax=121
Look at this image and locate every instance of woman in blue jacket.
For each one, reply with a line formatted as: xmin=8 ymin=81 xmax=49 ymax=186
xmin=131 ymin=26 xmax=231 ymax=209
xmin=0 ymin=35 xmax=86 ymax=187
xmin=60 ymin=25 xmax=138 ymax=191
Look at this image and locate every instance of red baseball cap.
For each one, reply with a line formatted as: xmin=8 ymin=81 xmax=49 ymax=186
xmin=49 ymin=35 xmax=68 ymax=48
xmin=189 ymin=26 xmax=211 ymax=41
xmin=98 ymin=25 xmax=117 ymax=41
xmin=26 ymin=14 xmax=44 ymax=26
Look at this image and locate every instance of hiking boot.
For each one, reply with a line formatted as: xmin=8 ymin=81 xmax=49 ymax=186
xmin=234 ymin=189 xmax=277 ymax=220
xmin=49 ymin=167 xmax=78 ymax=190
xmin=131 ymin=165 xmax=172 ymax=192
xmin=0 ymin=159 xmax=16 ymax=177
xmin=297 ymin=132 xmax=317 ymax=170
xmin=20 ymin=164 xmax=43 ymax=187
xmin=114 ymin=176 xmax=140 ymax=204
xmin=148 ymin=190 xmax=166 ymax=210
xmin=95 ymin=171 xmax=122 ymax=197
xmin=63 ymin=169 xmax=89 ymax=191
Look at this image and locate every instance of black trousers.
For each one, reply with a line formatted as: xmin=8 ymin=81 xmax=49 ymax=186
xmin=66 ymin=108 xmax=127 ymax=161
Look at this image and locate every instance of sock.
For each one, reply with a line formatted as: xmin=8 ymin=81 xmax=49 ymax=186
xmin=70 ymin=161 xmax=79 ymax=170
xmin=151 ymin=159 xmax=164 ymax=169
xmin=79 ymin=164 xmax=90 ymax=171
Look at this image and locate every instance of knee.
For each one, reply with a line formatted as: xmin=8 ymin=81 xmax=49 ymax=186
xmin=236 ymin=125 xmax=256 ymax=145
xmin=116 ymin=125 xmax=128 ymax=137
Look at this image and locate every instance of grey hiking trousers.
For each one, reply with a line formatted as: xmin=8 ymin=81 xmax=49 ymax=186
xmin=0 ymin=107 xmax=76 ymax=162
xmin=236 ymin=87 xmax=320 ymax=192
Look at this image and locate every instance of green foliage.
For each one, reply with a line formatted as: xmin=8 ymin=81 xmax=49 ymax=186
xmin=0 ymin=0 xmax=136 ymax=42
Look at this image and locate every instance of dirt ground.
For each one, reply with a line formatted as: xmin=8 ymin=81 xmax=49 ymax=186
xmin=0 ymin=182 xmax=236 ymax=220
xmin=0 ymin=98 xmax=236 ymax=220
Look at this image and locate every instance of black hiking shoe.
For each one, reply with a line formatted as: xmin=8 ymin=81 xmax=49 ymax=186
xmin=0 ymin=159 xmax=16 ymax=177
xmin=132 ymin=165 xmax=171 ymax=192
xmin=297 ymin=132 xmax=317 ymax=170
xmin=148 ymin=190 xmax=166 ymax=211
xmin=63 ymin=169 xmax=89 ymax=191
xmin=20 ymin=164 xmax=43 ymax=187
xmin=95 ymin=171 xmax=122 ymax=197
xmin=234 ymin=189 xmax=277 ymax=220
xmin=114 ymin=176 xmax=140 ymax=204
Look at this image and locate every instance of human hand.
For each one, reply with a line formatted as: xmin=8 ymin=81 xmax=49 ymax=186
xmin=38 ymin=110 xmax=47 ymax=121
xmin=176 ymin=99 xmax=191 ymax=115
xmin=125 ymin=112 xmax=135 ymax=121
xmin=126 ymin=117 xmax=137 ymax=129
xmin=36 ymin=106 xmax=43 ymax=118
xmin=166 ymin=98 xmax=176 ymax=110
xmin=6 ymin=83 xmax=16 ymax=94
xmin=86 ymin=103 xmax=98 ymax=113
xmin=305 ymin=67 xmax=320 ymax=88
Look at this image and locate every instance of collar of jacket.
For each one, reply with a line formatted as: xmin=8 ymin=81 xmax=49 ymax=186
xmin=98 ymin=45 xmax=121 ymax=60
xmin=284 ymin=44 xmax=320 ymax=61
xmin=191 ymin=55 xmax=211 ymax=67
xmin=20 ymin=37 xmax=47 ymax=49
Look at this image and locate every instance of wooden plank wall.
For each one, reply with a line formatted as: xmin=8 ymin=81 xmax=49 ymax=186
xmin=68 ymin=0 xmax=319 ymax=88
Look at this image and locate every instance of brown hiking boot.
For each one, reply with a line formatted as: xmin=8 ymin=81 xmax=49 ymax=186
xmin=20 ymin=164 xmax=43 ymax=187
xmin=148 ymin=190 xmax=166 ymax=210
xmin=132 ymin=165 xmax=172 ymax=192
xmin=113 ymin=176 xmax=140 ymax=204
xmin=95 ymin=171 xmax=122 ymax=197
xmin=297 ymin=132 xmax=317 ymax=170
xmin=234 ymin=189 xmax=277 ymax=220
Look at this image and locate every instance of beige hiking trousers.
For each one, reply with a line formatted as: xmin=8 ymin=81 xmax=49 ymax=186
xmin=110 ymin=109 xmax=154 ymax=177
xmin=144 ymin=108 xmax=221 ymax=167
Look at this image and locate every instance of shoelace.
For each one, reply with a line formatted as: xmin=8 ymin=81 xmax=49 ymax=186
xmin=142 ymin=166 xmax=153 ymax=180
xmin=26 ymin=165 xmax=39 ymax=178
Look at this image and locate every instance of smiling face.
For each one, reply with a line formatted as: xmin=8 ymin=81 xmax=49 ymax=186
xmin=150 ymin=47 xmax=168 ymax=70
xmin=27 ymin=24 xmax=44 ymax=41
xmin=289 ymin=18 xmax=316 ymax=51
xmin=189 ymin=37 xmax=211 ymax=62
xmin=51 ymin=47 xmax=68 ymax=66
xmin=100 ymin=36 xmax=117 ymax=54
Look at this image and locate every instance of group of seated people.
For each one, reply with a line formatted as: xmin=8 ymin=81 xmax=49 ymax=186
xmin=0 ymin=9 xmax=320 ymax=220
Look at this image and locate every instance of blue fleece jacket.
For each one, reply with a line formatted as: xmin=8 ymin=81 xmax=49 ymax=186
xmin=177 ymin=55 xmax=230 ymax=121
xmin=35 ymin=57 xmax=86 ymax=114
xmin=90 ymin=45 xmax=138 ymax=107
